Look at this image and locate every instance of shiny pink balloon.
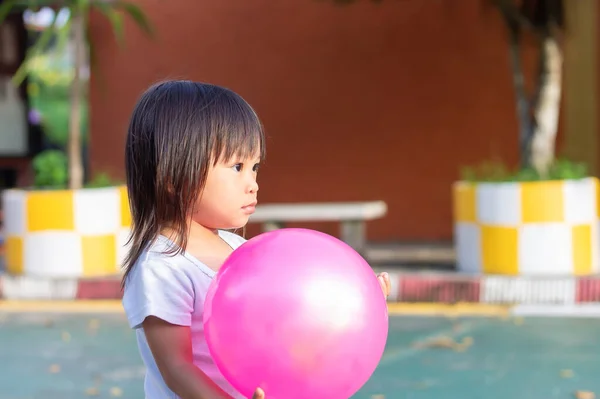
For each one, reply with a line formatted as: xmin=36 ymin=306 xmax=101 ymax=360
xmin=203 ymin=228 xmax=389 ymax=399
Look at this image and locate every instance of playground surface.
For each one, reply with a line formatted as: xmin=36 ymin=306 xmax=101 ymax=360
xmin=0 ymin=306 xmax=599 ymax=399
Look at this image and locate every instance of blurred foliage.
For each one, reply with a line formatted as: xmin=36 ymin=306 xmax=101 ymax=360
xmin=85 ymin=172 xmax=122 ymax=188
xmin=27 ymin=53 xmax=89 ymax=147
xmin=32 ymin=149 xmax=68 ymax=188
xmin=32 ymin=149 xmax=122 ymax=189
xmin=0 ymin=1 xmax=155 ymax=86
xmin=460 ymin=158 xmax=589 ymax=182
xmin=0 ymin=0 xmax=154 ymax=190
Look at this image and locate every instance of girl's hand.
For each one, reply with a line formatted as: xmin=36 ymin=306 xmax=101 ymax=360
xmin=377 ymin=272 xmax=391 ymax=298
xmin=252 ymin=388 xmax=265 ymax=399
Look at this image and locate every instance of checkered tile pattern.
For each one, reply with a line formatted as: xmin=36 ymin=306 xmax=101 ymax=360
xmin=453 ymin=178 xmax=599 ymax=276
xmin=2 ymin=186 xmax=131 ymax=278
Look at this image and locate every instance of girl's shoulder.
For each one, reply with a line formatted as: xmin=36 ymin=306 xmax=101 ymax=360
xmin=125 ymin=236 xmax=214 ymax=287
xmin=217 ymin=229 xmax=247 ymax=250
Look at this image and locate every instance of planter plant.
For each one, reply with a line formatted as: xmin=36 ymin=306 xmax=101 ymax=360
xmin=0 ymin=1 xmax=150 ymax=278
xmin=454 ymin=160 xmax=596 ymax=277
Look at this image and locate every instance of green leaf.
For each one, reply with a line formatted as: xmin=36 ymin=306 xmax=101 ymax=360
xmin=91 ymin=1 xmax=154 ymax=48
xmin=459 ymin=158 xmax=590 ymax=183
xmin=32 ymin=149 xmax=69 ymax=188
xmin=2 ymin=0 xmax=62 ymax=16
xmin=12 ymin=6 xmax=63 ymax=85
xmin=114 ymin=1 xmax=154 ymax=37
xmin=0 ymin=0 xmax=18 ymax=25
xmin=54 ymin=10 xmax=73 ymax=55
xmin=74 ymin=0 xmax=91 ymax=8
xmin=85 ymin=23 xmax=97 ymax=70
xmin=92 ymin=2 xmax=126 ymax=46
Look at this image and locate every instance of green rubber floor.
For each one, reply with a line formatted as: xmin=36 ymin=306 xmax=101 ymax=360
xmin=0 ymin=312 xmax=598 ymax=398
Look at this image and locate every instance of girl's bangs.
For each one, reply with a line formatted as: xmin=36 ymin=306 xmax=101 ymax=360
xmin=210 ymin=95 xmax=266 ymax=164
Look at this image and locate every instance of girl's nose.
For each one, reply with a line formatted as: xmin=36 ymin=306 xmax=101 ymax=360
xmin=248 ymin=178 xmax=259 ymax=194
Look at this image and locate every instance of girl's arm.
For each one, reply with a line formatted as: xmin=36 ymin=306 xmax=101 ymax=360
xmin=124 ymin=260 xmax=264 ymax=398
xmin=143 ymin=316 xmax=233 ymax=399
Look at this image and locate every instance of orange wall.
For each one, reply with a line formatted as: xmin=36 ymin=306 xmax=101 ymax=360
xmin=89 ymin=0 xmax=546 ymax=242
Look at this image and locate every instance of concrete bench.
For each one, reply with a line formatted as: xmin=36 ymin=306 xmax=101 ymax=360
xmin=248 ymin=201 xmax=387 ymax=253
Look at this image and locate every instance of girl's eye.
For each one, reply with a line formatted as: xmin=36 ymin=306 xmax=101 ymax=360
xmin=233 ymin=164 xmax=242 ymax=172
xmin=253 ymin=163 xmax=260 ymax=172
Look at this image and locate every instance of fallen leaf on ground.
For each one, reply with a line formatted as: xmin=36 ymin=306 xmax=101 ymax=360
xmin=575 ymin=391 xmax=595 ymax=399
xmin=412 ymin=335 xmax=474 ymax=352
xmin=48 ymin=364 xmax=61 ymax=373
xmin=413 ymin=381 xmax=431 ymax=389
xmin=561 ymin=369 xmax=574 ymax=378
xmin=454 ymin=336 xmax=474 ymax=352
xmin=109 ymin=387 xmax=123 ymax=397
xmin=412 ymin=336 xmax=454 ymax=349
xmin=88 ymin=319 xmax=100 ymax=330
xmin=62 ymin=331 xmax=71 ymax=342
xmin=85 ymin=387 xmax=99 ymax=396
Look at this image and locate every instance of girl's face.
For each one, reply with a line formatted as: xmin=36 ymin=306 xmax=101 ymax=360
xmin=192 ymin=153 xmax=260 ymax=230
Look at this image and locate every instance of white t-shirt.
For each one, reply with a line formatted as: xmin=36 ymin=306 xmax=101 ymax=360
xmin=122 ymin=230 xmax=246 ymax=399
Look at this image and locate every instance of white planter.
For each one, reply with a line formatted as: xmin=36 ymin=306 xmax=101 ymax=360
xmin=453 ymin=177 xmax=599 ymax=276
xmin=2 ymin=185 xmax=131 ymax=278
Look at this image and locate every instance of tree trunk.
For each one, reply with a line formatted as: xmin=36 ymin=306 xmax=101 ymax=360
xmin=507 ymin=27 xmax=534 ymax=170
xmin=530 ymin=37 xmax=562 ymax=177
xmin=68 ymin=11 xmax=85 ymax=190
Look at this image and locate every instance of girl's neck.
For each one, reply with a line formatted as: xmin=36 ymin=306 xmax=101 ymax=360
xmin=163 ymin=220 xmax=233 ymax=271
xmin=189 ymin=220 xmax=219 ymax=240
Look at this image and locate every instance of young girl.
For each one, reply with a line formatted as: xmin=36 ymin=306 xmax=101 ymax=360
xmin=121 ymin=80 xmax=391 ymax=399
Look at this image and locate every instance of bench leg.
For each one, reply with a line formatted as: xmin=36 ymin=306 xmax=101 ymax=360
xmin=341 ymin=220 xmax=366 ymax=253
xmin=262 ymin=221 xmax=284 ymax=232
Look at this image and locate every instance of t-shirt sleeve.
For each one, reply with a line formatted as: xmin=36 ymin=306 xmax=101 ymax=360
xmin=122 ymin=258 xmax=195 ymax=329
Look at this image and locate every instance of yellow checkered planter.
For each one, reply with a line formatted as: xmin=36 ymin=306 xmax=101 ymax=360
xmin=2 ymin=185 xmax=132 ymax=278
xmin=453 ymin=177 xmax=599 ymax=276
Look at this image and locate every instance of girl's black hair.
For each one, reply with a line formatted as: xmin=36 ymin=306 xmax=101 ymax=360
xmin=121 ymin=80 xmax=265 ymax=288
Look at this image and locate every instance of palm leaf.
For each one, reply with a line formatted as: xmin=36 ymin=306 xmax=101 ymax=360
xmin=0 ymin=0 xmax=19 ymax=23
xmin=12 ymin=5 xmax=63 ymax=85
xmin=92 ymin=1 xmax=125 ymax=46
xmin=0 ymin=0 xmax=57 ymax=17
xmin=113 ymin=1 xmax=154 ymax=37
xmin=53 ymin=8 xmax=73 ymax=55
xmin=91 ymin=1 xmax=154 ymax=48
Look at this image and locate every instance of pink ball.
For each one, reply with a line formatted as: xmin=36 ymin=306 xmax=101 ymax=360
xmin=203 ymin=228 xmax=389 ymax=399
